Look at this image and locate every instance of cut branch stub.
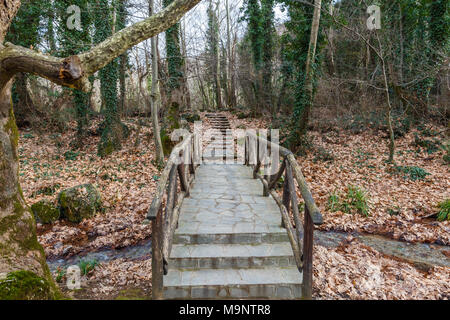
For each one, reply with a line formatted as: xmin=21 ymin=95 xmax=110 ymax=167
xmin=60 ymin=56 xmax=83 ymax=81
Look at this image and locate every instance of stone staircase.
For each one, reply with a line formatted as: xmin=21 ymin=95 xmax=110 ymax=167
xmin=203 ymin=113 xmax=234 ymax=161
xmin=162 ymin=114 xmax=303 ymax=299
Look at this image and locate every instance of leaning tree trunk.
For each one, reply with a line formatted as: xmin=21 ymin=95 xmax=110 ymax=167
xmin=0 ymin=0 xmax=201 ymax=299
xmin=0 ymin=0 xmax=61 ymax=299
xmin=150 ymin=0 xmax=165 ymax=165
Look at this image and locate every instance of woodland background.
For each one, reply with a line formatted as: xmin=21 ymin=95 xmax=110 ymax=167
xmin=3 ymin=0 xmax=449 ymax=299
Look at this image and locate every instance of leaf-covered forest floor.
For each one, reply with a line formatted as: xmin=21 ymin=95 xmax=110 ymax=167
xmin=19 ymin=112 xmax=449 ymax=299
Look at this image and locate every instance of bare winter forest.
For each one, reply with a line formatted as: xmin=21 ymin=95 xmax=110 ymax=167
xmin=0 ymin=0 xmax=448 ymax=301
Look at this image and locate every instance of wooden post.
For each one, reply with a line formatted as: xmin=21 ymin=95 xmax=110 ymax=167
xmin=267 ymin=159 xmax=286 ymax=190
xmin=244 ymin=136 xmax=248 ymax=165
xmin=162 ymin=165 xmax=177 ymax=275
xmin=253 ymin=138 xmax=260 ymax=179
xmin=286 ymin=162 xmax=303 ymax=253
xmin=303 ymin=206 xmax=314 ymax=300
xmin=281 ymin=169 xmax=290 ymax=229
xmin=189 ymin=139 xmax=195 ymax=174
xmin=151 ymin=206 xmax=164 ymax=300
xmin=178 ymin=161 xmax=189 ymax=196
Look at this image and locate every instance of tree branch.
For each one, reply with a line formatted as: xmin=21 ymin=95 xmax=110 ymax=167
xmin=0 ymin=0 xmax=201 ymax=91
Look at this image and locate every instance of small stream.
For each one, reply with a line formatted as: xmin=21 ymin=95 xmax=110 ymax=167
xmin=47 ymin=240 xmax=152 ymax=272
xmin=46 ymin=231 xmax=449 ymax=273
xmin=313 ymin=231 xmax=450 ymax=269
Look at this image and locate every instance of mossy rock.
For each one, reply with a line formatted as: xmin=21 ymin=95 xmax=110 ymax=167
xmin=31 ymin=199 xmax=60 ymax=224
xmin=58 ymin=184 xmax=103 ymax=223
xmin=0 ymin=270 xmax=53 ymax=300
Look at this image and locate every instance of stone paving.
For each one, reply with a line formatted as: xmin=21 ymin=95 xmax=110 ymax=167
xmin=163 ymin=114 xmax=303 ymax=299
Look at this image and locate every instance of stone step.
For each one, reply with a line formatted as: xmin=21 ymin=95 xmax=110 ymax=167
xmin=207 ymin=141 xmax=234 ymax=145
xmin=207 ymin=137 xmax=234 ymax=141
xmin=173 ymin=230 xmax=288 ymax=245
xmin=207 ymin=130 xmax=232 ymax=133
xmin=209 ymin=129 xmax=232 ymax=132
xmin=169 ymin=242 xmax=296 ymax=269
xmin=207 ymin=143 xmax=234 ymax=146
xmin=163 ymin=266 xmax=303 ymax=299
xmin=165 ymin=158 xmax=303 ymax=300
xmin=204 ymin=148 xmax=234 ymax=153
xmin=204 ymin=145 xmax=234 ymax=150
xmin=202 ymin=152 xmax=235 ymax=159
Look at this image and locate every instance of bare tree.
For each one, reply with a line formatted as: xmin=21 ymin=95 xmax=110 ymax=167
xmin=0 ymin=0 xmax=201 ymax=295
xmin=150 ymin=0 xmax=165 ymax=164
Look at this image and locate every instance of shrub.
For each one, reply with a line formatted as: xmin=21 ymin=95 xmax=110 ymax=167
xmin=55 ymin=267 xmax=66 ymax=283
xmin=78 ymin=259 xmax=98 ymax=276
xmin=327 ymin=192 xmax=340 ymax=212
xmin=326 ymin=186 xmax=370 ymax=217
xmin=392 ymin=165 xmax=430 ymax=181
xmin=341 ymin=186 xmax=370 ymax=217
xmin=437 ymin=199 xmax=450 ymax=221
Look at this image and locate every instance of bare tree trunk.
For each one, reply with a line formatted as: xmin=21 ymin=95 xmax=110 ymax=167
xmin=150 ymin=0 xmax=165 ymax=165
xmin=225 ymin=0 xmax=233 ymax=107
xmin=180 ymin=16 xmax=191 ymax=111
xmin=213 ymin=0 xmax=222 ymax=109
xmin=296 ymin=0 xmax=322 ymax=136
xmin=0 ymin=0 xmax=201 ymax=298
xmin=230 ymin=33 xmax=237 ymax=107
xmin=376 ymin=33 xmax=395 ymax=163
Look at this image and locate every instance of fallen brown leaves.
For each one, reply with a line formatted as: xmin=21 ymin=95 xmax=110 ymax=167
xmin=18 ymin=113 xmax=449 ymax=299
xmin=88 ymin=258 xmax=152 ymax=295
xmin=301 ymin=128 xmax=449 ymax=245
xmin=314 ymin=240 xmax=450 ymax=299
xmin=19 ymin=118 xmax=157 ymax=258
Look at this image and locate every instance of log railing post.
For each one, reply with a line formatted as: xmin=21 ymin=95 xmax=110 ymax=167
xmin=281 ymin=169 xmax=290 ymax=229
xmin=244 ymin=136 xmax=248 ymax=165
xmin=303 ymin=205 xmax=314 ymax=300
xmin=286 ymin=162 xmax=303 ymax=253
xmin=162 ymin=165 xmax=177 ymax=275
xmin=253 ymin=137 xmax=260 ymax=179
xmin=189 ymin=138 xmax=195 ymax=175
xmin=151 ymin=206 xmax=164 ymax=300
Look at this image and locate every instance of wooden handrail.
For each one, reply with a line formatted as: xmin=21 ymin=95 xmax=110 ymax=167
xmin=245 ymin=130 xmax=323 ymax=300
xmin=246 ymin=131 xmax=323 ymax=225
xmin=148 ymin=132 xmax=198 ymax=300
xmin=147 ymin=133 xmax=193 ymax=221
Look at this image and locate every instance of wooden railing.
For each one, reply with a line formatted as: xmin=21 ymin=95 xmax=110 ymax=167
xmin=244 ymin=131 xmax=323 ymax=299
xmin=147 ymin=132 xmax=200 ymax=300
